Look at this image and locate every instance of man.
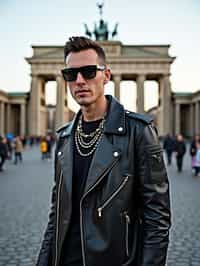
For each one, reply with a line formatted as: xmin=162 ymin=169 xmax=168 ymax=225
xmin=163 ymin=133 xmax=175 ymax=166
xmin=37 ymin=36 xmax=171 ymax=266
xmin=175 ymin=133 xmax=186 ymax=172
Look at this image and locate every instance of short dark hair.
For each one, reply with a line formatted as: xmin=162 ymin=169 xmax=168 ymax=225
xmin=64 ymin=36 xmax=106 ymax=64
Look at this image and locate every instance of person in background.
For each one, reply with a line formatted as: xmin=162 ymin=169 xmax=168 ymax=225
xmin=190 ymin=134 xmax=200 ymax=175
xmin=21 ymin=136 xmax=27 ymax=149
xmin=7 ymin=138 xmax=13 ymax=160
xmin=14 ymin=136 xmax=23 ymax=164
xmin=46 ymin=135 xmax=53 ymax=160
xmin=194 ymin=140 xmax=200 ymax=177
xmin=40 ymin=137 xmax=48 ymax=160
xmin=163 ymin=133 xmax=175 ymax=165
xmin=0 ymin=136 xmax=8 ymax=171
xmin=175 ymin=134 xmax=186 ymax=172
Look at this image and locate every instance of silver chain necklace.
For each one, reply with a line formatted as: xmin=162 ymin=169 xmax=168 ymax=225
xmin=75 ymin=115 xmax=105 ymax=157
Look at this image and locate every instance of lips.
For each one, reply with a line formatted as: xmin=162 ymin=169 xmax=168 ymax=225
xmin=75 ymin=89 xmax=90 ymax=96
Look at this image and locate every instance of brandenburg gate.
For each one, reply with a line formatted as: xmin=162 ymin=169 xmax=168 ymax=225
xmin=26 ymin=41 xmax=175 ymax=136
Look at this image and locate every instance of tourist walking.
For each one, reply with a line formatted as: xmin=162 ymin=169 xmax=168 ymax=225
xmin=14 ymin=136 xmax=23 ymax=164
xmin=163 ymin=133 xmax=175 ymax=165
xmin=40 ymin=137 xmax=48 ymax=160
xmin=194 ymin=140 xmax=200 ymax=176
xmin=190 ymin=134 xmax=200 ymax=175
xmin=175 ymin=134 xmax=186 ymax=172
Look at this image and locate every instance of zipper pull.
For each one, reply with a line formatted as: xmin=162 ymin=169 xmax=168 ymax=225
xmin=124 ymin=175 xmax=129 ymax=182
xmin=125 ymin=212 xmax=130 ymax=224
xmin=98 ymin=207 xmax=102 ymax=218
xmin=152 ymin=154 xmax=161 ymax=162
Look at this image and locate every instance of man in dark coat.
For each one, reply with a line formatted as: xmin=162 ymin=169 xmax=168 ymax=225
xmin=37 ymin=36 xmax=171 ymax=266
xmin=163 ymin=133 xmax=175 ymax=165
xmin=175 ymin=134 xmax=186 ymax=172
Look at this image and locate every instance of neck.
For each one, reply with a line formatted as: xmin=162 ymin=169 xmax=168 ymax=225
xmin=81 ymin=96 xmax=108 ymax=122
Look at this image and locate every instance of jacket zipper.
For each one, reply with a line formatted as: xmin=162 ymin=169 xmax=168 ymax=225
xmin=80 ymin=157 xmax=120 ymax=266
xmin=124 ymin=212 xmax=130 ymax=257
xmin=55 ymin=170 xmax=63 ymax=266
xmin=97 ymin=175 xmax=129 ymax=218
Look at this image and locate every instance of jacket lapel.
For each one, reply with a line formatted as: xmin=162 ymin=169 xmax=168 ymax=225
xmin=83 ymin=96 xmax=126 ymax=194
xmin=56 ymin=115 xmax=78 ymax=200
xmin=84 ymin=133 xmax=122 ymax=195
xmin=58 ymin=135 xmax=73 ymax=198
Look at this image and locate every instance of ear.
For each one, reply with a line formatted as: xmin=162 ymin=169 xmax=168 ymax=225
xmin=103 ymin=67 xmax=111 ymax=85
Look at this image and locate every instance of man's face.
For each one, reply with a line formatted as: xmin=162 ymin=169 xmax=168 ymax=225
xmin=65 ymin=49 xmax=110 ymax=107
xmin=177 ymin=134 xmax=183 ymax=141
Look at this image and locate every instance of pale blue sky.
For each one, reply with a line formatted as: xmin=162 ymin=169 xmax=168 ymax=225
xmin=0 ymin=0 xmax=200 ymax=110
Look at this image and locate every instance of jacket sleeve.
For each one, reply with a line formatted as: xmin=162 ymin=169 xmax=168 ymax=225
xmin=135 ymin=124 xmax=171 ymax=266
xmin=36 ymin=146 xmax=58 ymax=266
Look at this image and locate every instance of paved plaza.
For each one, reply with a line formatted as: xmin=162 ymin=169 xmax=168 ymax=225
xmin=0 ymin=145 xmax=200 ymax=266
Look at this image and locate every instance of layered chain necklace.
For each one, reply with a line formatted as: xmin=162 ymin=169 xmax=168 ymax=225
xmin=75 ymin=115 xmax=105 ymax=157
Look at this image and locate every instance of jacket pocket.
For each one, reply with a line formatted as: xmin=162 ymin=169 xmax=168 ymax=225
xmin=146 ymin=145 xmax=167 ymax=183
xmin=122 ymin=213 xmax=143 ymax=266
xmin=97 ymin=175 xmax=130 ymax=218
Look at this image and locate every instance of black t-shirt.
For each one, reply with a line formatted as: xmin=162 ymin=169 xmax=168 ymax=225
xmin=61 ymin=118 xmax=103 ymax=266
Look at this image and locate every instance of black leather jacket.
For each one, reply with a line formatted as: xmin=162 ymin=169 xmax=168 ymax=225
xmin=37 ymin=96 xmax=171 ymax=266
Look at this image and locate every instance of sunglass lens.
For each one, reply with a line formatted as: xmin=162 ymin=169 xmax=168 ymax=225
xmin=64 ymin=69 xmax=77 ymax=81
xmin=81 ymin=66 xmax=97 ymax=79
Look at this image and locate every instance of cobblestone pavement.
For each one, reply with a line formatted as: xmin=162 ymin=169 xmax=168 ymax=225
xmin=0 ymin=145 xmax=200 ymax=266
xmin=167 ymin=149 xmax=200 ymax=266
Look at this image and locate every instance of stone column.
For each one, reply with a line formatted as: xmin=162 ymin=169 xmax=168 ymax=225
xmin=175 ymin=102 xmax=181 ymax=135
xmin=0 ymin=101 xmax=5 ymax=136
xmin=6 ymin=103 xmax=11 ymax=133
xmin=158 ymin=75 xmax=172 ymax=136
xmin=113 ymin=75 xmax=121 ymax=101
xmin=136 ymin=74 xmax=145 ymax=113
xmin=195 ymin=101 xmax=200 ymax=134
xmin=189 ymin=104 xmax=194 ymax=137
xmin=55 ymin=75 xmax=66 ymax=129
xmin=28 ymin=75 xmax=42 ymax=136
xmin=20 ymin=103 xmax=26 ymax=136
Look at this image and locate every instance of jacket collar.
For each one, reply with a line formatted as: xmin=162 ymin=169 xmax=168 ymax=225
xmin=59 ymin=95 xmax=126 ymax=137
xmin=104 ymin=95 xmax=126 ymax=135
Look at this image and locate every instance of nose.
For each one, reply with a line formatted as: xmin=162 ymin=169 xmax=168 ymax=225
xmin=76 ymin=72 xmax=86 ymax=84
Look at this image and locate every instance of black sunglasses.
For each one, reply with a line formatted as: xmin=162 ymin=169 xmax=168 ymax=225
xmin=61 ymin=65 xmax=105 ymax=82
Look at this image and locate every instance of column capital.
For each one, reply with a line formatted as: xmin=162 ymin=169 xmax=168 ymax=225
xmin=113 ymin=74 xmax=121 ymax=81
xmin=56 ymin=74 xmax=64 ymax=81
xmin=159 ymin=74 xmax=171 ymax=82
xmin=163 ymin=73 xmax=171 ymax=77
xmin=30 ymin=74 xmax=39 ymax=79
xmin=136 ymin=74 xmax=146 ymax=81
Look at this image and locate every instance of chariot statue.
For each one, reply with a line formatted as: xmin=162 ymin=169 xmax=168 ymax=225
xmin=84 ymin=2 xmax=118 ymax=41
